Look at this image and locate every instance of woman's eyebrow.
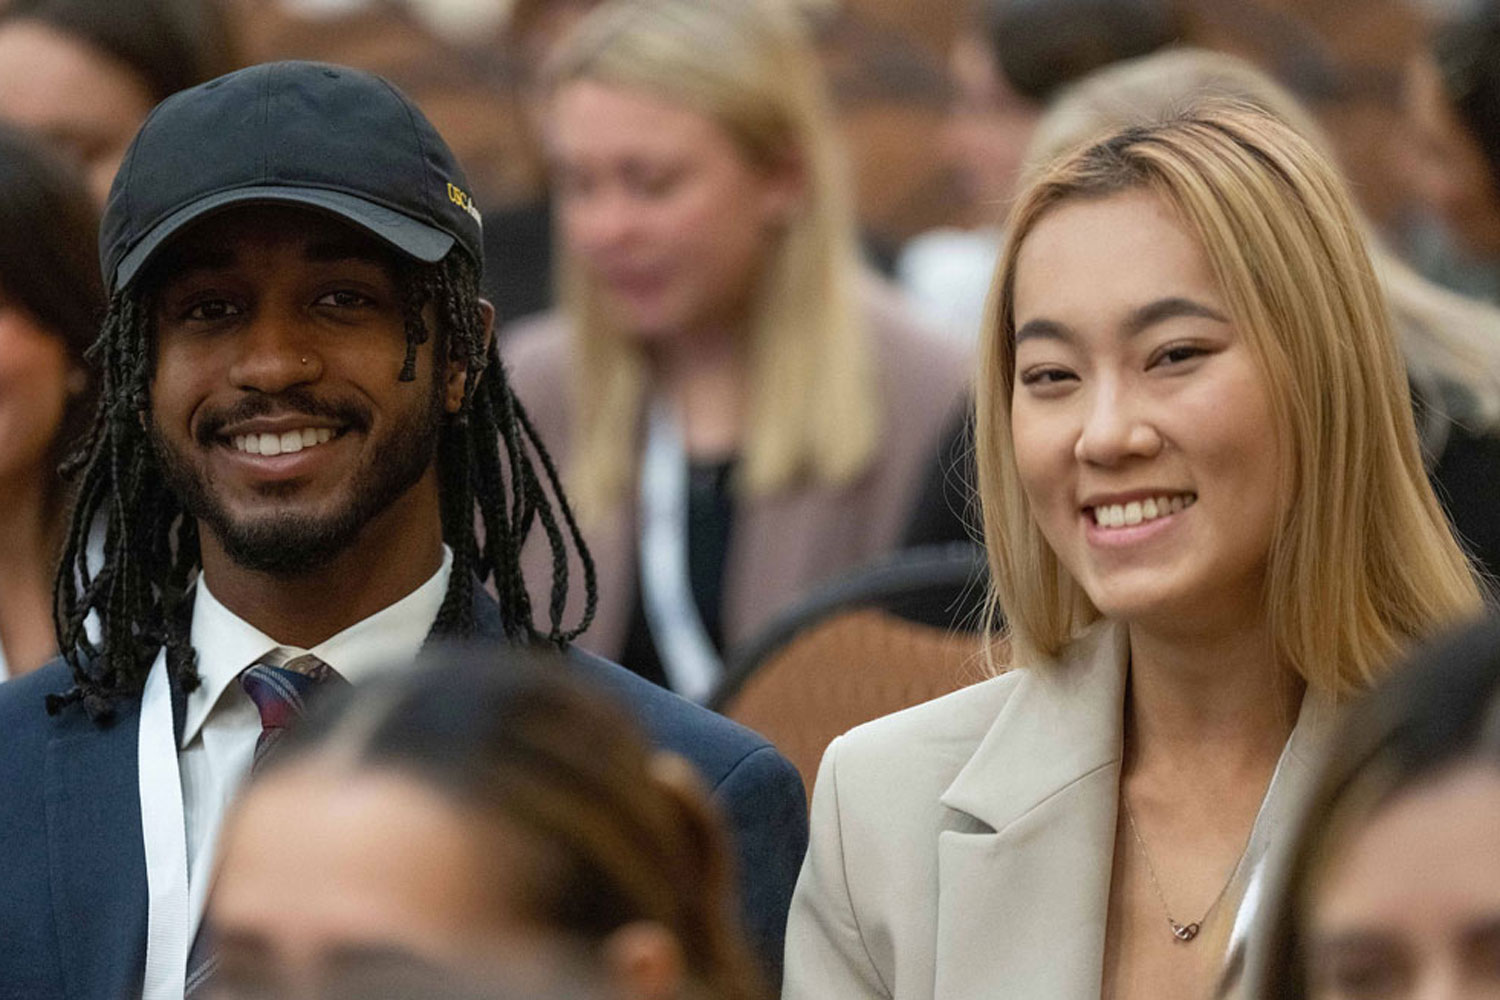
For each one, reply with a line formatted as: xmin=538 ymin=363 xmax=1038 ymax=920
xmin=1014 ymin=317 xmax=1071 ymax=345
xmin=1014 ymin=297 xmax=1229 ymax=345
xmin=1122 ymin=296 xmax=1229 ymax=336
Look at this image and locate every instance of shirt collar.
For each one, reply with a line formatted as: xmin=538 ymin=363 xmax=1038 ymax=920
xmin=179 ymin=546 xmax=453 ymax=749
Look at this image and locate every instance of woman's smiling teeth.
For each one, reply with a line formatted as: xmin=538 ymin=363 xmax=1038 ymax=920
xmin=1090 ymin=494 xmax=1196 ymax=529
xmin=230 ymin=427 xmax=336 ymax=457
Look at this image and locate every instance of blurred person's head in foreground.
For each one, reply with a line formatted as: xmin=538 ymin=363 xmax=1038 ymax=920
xmin=539 ymin=0 xmax=873 ymax=520
xmin=979 ymin=101 xmax=1482 ymax=692
xmin=1251 ymin=612 xmax=1500 ymax=999
xmin=0 ymin=120 xmax=99 ymax=676
xmin=209 ymin=646 xmax=764 ymax=1000
xmin=1023 ymin=46 xmax=1500 ymax=464
xmin=0 ymin=0 xmax=238 ymax=203
xmin=1405 ymin=0 xmax=1500 ymax=259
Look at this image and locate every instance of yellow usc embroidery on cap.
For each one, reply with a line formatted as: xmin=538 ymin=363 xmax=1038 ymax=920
xmin=447 ymin=181 xmax=482 ymax=226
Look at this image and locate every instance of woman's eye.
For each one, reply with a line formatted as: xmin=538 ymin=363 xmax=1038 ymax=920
xmin=1151 ymin=344 xmax=1208 ymax=368
xmin=1018 ymin=366 xmax=1075 ymax=387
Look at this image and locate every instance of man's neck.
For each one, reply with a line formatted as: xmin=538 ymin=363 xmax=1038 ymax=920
xmin=196 ymin=480 xmax=448 ymax=649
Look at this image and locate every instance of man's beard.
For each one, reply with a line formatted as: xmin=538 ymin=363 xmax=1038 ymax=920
xmin=150 ymin=381 xmax=447 ymax=577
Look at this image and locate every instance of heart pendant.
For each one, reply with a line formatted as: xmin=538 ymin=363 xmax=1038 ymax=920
xmin=1171 ymin=921 xmax=1200 ymax=942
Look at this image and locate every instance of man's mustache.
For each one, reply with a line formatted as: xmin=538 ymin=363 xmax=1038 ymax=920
xmin=194 ymin=388 xmax=373 ymax=445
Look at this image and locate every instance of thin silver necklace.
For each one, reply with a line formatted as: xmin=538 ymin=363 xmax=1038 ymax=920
xmin=1121 ymin=795 xmax=1254 ymax=943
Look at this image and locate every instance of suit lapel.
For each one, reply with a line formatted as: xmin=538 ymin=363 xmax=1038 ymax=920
xmin=934 ymin=623 xmax=1130 ymax=1000
xmin=45 ymin=699 xmax=150 ymax=1000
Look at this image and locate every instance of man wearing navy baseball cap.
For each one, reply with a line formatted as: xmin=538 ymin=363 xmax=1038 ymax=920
xmin=0 ymin=61 xmax=806 ymax=998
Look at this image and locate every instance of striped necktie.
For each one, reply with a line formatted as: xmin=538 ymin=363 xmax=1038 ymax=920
xmin=186 ymin=652 xmax=348 ymax=997
xmin=238 ymin=650 xmax=347 ymax=773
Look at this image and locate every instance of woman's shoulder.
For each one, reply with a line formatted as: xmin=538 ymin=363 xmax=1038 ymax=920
xmin=822 ymin=670 xmax=1025 ymax=802
xmin=821 ymin=621 xmax=1123 ymax=804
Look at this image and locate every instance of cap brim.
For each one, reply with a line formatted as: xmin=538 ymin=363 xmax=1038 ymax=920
xmin=112 ymin=185 xmax=456 ymax=290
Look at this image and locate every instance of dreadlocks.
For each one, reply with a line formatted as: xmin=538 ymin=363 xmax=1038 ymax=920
xmin=49 ymin=252 xmax=596 ymax=721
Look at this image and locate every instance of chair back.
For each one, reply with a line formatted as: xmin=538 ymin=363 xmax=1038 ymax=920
xmin=712 ymin=544 xmax=995 ymax=795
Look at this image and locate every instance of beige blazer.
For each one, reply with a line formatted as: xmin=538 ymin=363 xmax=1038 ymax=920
xmin=501 ymin=280 xmax=970 ymax=661
xmin=782 ymin=622 xmax=1335 ymax=1000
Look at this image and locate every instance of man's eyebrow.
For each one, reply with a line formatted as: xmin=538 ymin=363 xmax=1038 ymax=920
xmin=154 ymin=246 xmax=237 ymax=286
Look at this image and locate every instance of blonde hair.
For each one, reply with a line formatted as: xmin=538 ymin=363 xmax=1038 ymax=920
xmin=977 ymin=105 xmax=1483 ymax=696
xmin=543 ymin=0 xmax=874 ymax=520
xmin=1022 ymin=48 xmax=1500 ymax=438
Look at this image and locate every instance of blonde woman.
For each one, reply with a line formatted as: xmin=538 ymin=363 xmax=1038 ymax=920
xmin=503 ymin=0 xmax=968 ymax=699
xmin=1022 ymin=48 xmax=1500 ymax=579
xmin=783 ymin=106 xmax=1483 ymax=1000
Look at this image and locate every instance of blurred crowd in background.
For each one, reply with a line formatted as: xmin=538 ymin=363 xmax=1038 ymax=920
xmin=7 ymin=0 xmax=1500 ymax=686
xmin=4 ymin=0 xmax=1500 ymax=997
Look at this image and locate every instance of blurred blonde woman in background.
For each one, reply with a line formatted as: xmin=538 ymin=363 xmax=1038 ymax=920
xmin=784 ymin=106 xmax=1482 ymax=1000
xmin=503 ymin=0 xmax=968 ymax=700
xmin=1022 ymin=47 xmax=1500 ymax=580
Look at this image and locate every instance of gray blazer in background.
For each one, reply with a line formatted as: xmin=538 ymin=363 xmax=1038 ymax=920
xmin=501 ymin=278 xmax=972 ymax=663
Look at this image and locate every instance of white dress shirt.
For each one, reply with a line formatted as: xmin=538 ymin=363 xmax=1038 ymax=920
xmin=175 ymin=546 xmax=452 ymax=935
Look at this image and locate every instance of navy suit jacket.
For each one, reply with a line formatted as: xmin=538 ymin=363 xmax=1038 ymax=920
xmin=0 ymin=589 xmax=807 ymax=998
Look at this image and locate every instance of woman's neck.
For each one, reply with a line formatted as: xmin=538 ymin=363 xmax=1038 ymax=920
xmin=648 ymin=328 xmax=746 ymax=460
xmin=1124 ymin=618 xmax=1303 ymax=781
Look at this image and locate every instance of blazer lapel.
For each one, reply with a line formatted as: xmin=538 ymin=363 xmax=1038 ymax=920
xmin=934 ymin=623 xmax=1130 ymax=1000
xmin=45 ymin=700 xmax=150 ymax=1000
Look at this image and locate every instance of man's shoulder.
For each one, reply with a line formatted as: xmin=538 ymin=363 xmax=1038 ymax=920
xmin=0 ymin=658 xmax=74 ymax=737
xmin=560 ymin=646 xmax=783 ymax=788
xmin=0 ymin=657 xmax=141 ymax=765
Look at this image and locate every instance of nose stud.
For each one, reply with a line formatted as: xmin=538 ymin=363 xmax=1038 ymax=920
xmin=300 ymin=357 xmax=309 ymax=365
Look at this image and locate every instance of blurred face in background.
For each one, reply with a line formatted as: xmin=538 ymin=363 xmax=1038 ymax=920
xmin=548 ymin=80 xmax=800 ymax=344
xmin=1404 ymin=54 xmax=1500 ymax=257
xmin=0 ymin=292 xmax=73 ymax=494
xmin=1305 ymin=764 xmax=1500 ymax=1000
xmin=941 ymin=33 xmax=1040 ymax=229
xmin=0 ymin=18 xmax=154 ymax=206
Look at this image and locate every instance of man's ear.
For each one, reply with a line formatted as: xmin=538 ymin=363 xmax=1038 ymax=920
xmin=445 ymin=298 xmax=497 ymax=414
xmin=601 ymin=922 xmax=685 ymax=1000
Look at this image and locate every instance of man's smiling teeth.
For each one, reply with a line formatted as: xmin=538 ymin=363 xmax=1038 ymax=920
xmin=230 ymin=427 xmax=335 ymax=457
xmin=1090 ymin=494 xmax=1196 ymax=528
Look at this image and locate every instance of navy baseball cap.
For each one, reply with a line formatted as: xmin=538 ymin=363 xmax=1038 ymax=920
xmin=100 ymin=60 xmax=484 ymax=294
